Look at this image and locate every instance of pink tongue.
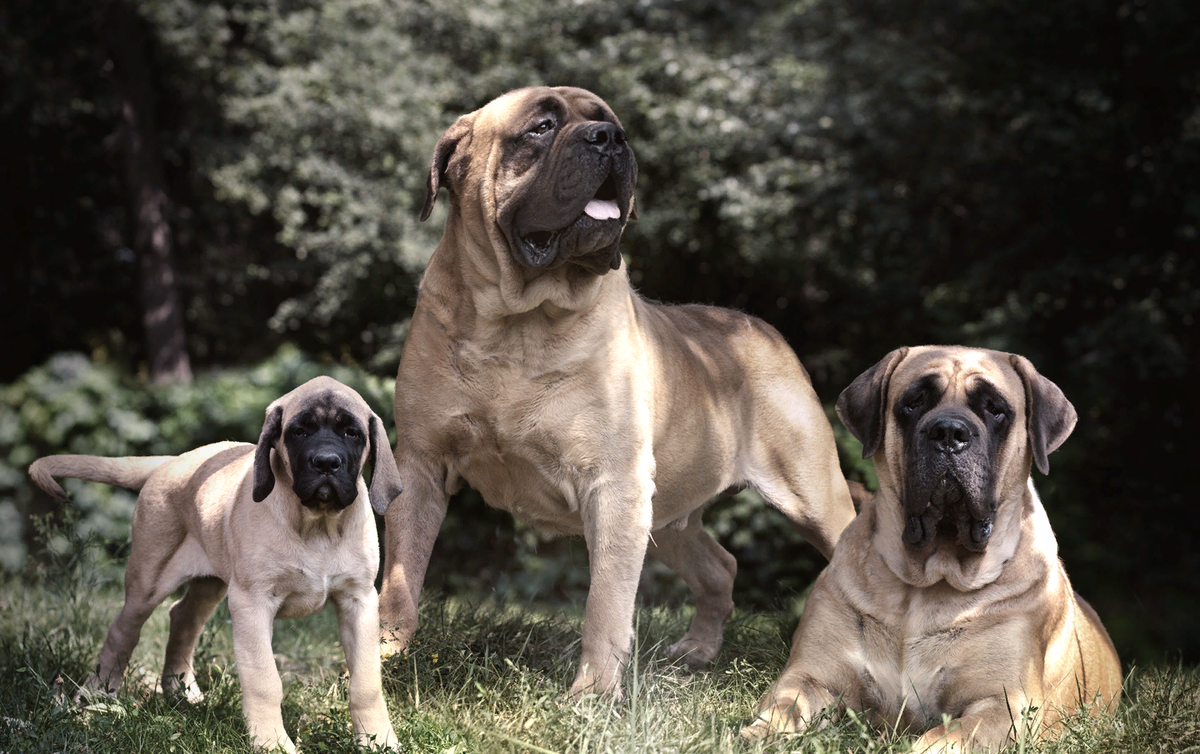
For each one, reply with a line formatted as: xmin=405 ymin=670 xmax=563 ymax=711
xmin=584 ymin=199 xmax=621 ymax=220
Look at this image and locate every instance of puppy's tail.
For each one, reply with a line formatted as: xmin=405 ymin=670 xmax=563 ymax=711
xmin=29 ymin=455 xmax=176 ymax=502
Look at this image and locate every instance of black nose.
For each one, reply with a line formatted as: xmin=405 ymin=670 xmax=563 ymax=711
xmin=310 ymin=452 xmax=342 ymax=473
xmin=927 ymin=417 xmax=972 ymax=454
xmin=584 ymin=122 xmax=627 ymax=155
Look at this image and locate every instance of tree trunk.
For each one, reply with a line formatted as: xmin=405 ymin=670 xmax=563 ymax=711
xmin=104 ymin=0 xmax=191 ymax=384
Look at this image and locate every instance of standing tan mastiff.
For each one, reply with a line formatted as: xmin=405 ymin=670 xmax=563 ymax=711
xmin=29 ymin=377 xmax=403 ymax=752
xmin=745 ymin=347 xmax=1121 ymax=751
xmin=379 ymin=86 xmax=856 ymax=698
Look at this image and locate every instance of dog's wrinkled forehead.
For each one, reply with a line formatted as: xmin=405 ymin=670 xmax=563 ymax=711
xmin=889 ymin=347 xmax=1025 ymax=411
xmin=272 ymin=376 xmax=370 ymax=426
xmin=477 ymin=86 xmax=623 ymax=138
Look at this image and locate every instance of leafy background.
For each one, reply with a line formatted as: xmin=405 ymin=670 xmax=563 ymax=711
xmin=2 ymin=0 xmax=1197 ymax=666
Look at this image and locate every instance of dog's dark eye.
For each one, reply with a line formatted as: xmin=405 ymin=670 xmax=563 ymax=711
xmin=343 ymin=427 xmax=361 ymax=439
xmin=290 ymin=428 xmax=308 ymax=438
xmin=985 ymin=401 xmax=1007 ymax=421
xmin=530 ymin=119 xmax=554 ymax=135
xmin=902 ymin=395 xmax=924 ymax=414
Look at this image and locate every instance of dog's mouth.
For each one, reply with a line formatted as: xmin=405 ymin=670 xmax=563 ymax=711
xmin=903 ymin=474 xmax=994 ymax=553
xmin=298 ymin=479 xmax=354 ymax=511
xmin=517 ymin=173 xmax=625 ymax=268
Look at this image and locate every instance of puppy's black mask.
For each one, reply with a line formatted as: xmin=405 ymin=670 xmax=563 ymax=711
xmin=281 ymin=405 xmax=367 ymax=511
xmin=895 ymin=375 xmax=1013 ymax=553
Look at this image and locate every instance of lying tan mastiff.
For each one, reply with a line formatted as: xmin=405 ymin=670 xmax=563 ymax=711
xmin=745 ymin=346 xmax=1121 ymax=751
xmin=30 ymin=377 xmax=403 ymax=752
xmin=378 ymin=86 xmax=856 ymax=697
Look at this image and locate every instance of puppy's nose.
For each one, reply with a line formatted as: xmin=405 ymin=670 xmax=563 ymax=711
xmin=584 ymin=123 xmax=627 ymax=155
xmin=311 ymin=452 xmax=342 ymax=473
xmin=927 ymin=417 xmax=972 ymax=454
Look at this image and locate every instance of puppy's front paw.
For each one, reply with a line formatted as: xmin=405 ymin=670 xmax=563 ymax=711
xmin=249 ymin=730 xmax=297 ymax=753
xmin=357 ymin=727 xmax=401 ymax=751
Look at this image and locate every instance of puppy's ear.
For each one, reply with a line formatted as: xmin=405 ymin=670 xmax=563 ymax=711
xmin=252 ymin=405 xmax=283 ymax=502
xmin=836 ymin=347 xmax=909 ymax=459
xmin=420 ymin=113 xmax=476 ymax=222
xmin=1009 ymin=355 xmax=1077 ymax=475
xmin=367 ymin=413 xmax=404 ymax=515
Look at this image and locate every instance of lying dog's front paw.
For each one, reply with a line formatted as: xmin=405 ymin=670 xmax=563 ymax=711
xmin=666 ymin=636 xmax=720 ymax=669
xmin=739 ymin=704 xmax=806 ymax=741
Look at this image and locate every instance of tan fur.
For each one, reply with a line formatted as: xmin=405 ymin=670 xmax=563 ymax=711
xmin=379 ymin=87 xmax=856 ymax=698
xmin=744 ymin=347 xmax=1121 ymax=751
xmin=29 ymin=377 xmax=400 ymax=752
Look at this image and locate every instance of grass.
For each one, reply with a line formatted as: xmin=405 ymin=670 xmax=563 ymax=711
xmin=1 ymin=532 xmax=1197 ymax=753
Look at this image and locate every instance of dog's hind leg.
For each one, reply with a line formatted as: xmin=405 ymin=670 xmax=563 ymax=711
xmin=743 ymin=396 xmax=856 ymax=559
xmin=648 ymin=516 xmax=736 ymax=668
xmin=84 ymin=532 xmax=187 ymax=700
xmin=162 ymin=576 xmax=227 ymax=702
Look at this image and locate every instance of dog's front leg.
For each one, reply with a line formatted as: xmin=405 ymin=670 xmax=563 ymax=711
xmin=228 ymin=586 xmax=293 ymax=753
xmin=334 ymin=588 xmax=400 ymax=750
xmin=914 ymin=691 xmax=1040 ymax=753
xmin=380 ymin=455 xmax=448 ymax=656
xmin=570 ymin=478 xmax=654 ymax=700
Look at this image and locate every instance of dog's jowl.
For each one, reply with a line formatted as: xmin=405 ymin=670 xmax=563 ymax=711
xmin=30 ymin=376 xmax=404 ymax=753
xmin=744 ymin=347 xmax=1121 ymax=751
xmin=379 ymin=86 xmax=857 ymax=698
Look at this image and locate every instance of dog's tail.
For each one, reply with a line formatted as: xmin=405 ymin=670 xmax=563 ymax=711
xmin=29 ymin=455 xmax=176 ymax=502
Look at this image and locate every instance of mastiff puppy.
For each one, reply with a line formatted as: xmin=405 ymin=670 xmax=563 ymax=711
xmin=29 ymin=377 xmax=403 ymax=752
xmin=379 ymin=86 xmax=857 ymax=698
xmin=744 ymin=347 xmax=1121 ymax=750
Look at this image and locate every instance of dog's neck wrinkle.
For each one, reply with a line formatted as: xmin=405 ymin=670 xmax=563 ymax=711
xmin=444 ymin=194 xmax=619 ymax=319
xmin=429 ymin=221 xmax=627 ymax=344
xmin=871 ymin=481 xmax=1027 ymax=592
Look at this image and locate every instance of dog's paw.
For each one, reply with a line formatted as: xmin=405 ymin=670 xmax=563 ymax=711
xmin=666 ymin=636 xmax=720 ymax=669
xmin=357 ymin=728 xmax=402 ymax=751
xmin=740 ymin=716 xmax=779 ymax=742
xmin=161 ymin=674 xmax=206 ymax=703
xmin=740 ymin=704 xmax=807 ymax=741
xmin=568 ymin=664 xmax=624 ymax=702
xmin=74 ymin=674 xmax=119 ymax=707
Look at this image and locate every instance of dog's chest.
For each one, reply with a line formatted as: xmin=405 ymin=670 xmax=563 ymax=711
xmin=270 ymin=544 xmax=366 ymax=619
xmin=853 ymin=592 xmax=977 ymax=728
xmin=441 ymin=354 xmax=626 ymax=532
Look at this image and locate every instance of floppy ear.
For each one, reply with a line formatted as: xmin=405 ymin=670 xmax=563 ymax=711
xmin=367 ymin=413 xmax=404 ymax=515
xmin=836 ymin=347 xmax=909 ymax=459
xmin=253 ymin=405 xmax=283 ymax=502
xmin=419 ymin=113 xmax=476 ymax=222
xmin=1009 ymin=354 xmax=1077 ymax=475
